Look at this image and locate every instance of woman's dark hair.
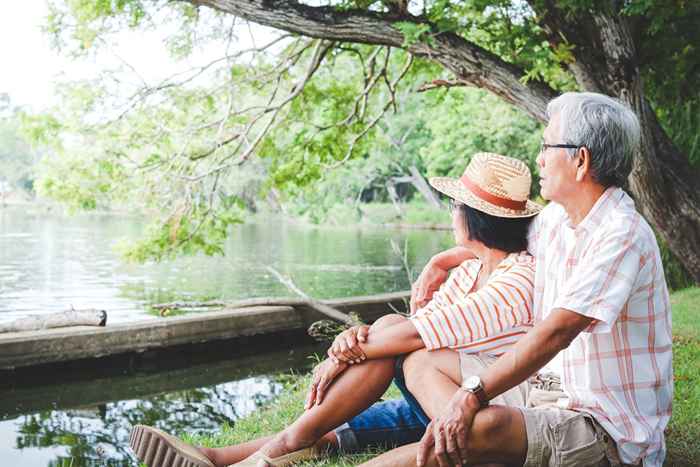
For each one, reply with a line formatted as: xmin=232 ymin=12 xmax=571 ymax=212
xmin=456 ymin=202 xmax=533 ymax=253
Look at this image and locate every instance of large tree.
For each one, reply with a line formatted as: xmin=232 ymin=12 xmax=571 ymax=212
xmin=40 ymin=0 xmax=700 ymax=281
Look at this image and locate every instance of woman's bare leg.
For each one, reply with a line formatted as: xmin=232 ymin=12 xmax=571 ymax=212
xmin=255 ymin=356 xmax=395 ymax=459
xmin=208 ymin=314 xmax=408 ymax=466
xmin=200 ymin=433 xmax=338 ymax=466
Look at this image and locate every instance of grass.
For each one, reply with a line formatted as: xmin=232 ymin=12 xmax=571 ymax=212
xmin=187 ymin=287 xmax=700 ymax=466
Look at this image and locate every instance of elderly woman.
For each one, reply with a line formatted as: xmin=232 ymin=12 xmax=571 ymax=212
xmin=129 ymin=152 xmax=542 ymax=467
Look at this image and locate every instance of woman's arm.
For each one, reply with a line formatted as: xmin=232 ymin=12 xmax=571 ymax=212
xmin=411 ymin=246 xmax=475 ymax=314
xmin=329 ymin=317 xmax=425 ymax=363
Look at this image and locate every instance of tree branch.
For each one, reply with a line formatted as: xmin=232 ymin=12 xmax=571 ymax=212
xmin=190 ymin=0 xmax=557 ymax=120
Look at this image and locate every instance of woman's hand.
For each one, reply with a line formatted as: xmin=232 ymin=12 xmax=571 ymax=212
xmin=305 ymin=358 xmax=348 ymax=409
xmin=410 ymin=260 xmax=449 ymax=315
xmin=327 ymin=325 xmax=370 ymax=364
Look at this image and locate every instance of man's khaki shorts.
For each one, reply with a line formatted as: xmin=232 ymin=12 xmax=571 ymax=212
xmin=459 ymin=353 xmax=633 ymax=467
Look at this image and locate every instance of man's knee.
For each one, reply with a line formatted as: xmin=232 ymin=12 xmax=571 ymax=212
xmin=468 ymin=407 xmax=522 ymax=457
xmin=402 ymin=348 xmax=431 ymax=393
xmin=370 ymin=313 xmax=406 ymax=331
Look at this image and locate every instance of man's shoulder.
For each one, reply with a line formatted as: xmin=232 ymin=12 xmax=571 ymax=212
xmin=594 ymin=191 xmax=657 ymax=253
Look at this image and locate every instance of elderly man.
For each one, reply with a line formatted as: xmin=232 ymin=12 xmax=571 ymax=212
xmin=360 ymin=92 xmax=672 ymax=467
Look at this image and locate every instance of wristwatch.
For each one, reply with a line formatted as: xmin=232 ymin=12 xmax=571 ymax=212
xmin=461 ymin=375 xmax=489 ymax=408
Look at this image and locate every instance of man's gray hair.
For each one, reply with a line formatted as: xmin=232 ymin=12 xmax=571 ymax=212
xmin=546 ymin=92 xmax=641 ymax=187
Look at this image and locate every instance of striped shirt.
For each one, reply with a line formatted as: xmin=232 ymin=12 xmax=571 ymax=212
xmin=410 ymin=251 xmax=535 ymax=356
xmin=528 ymin=187 xmax=673 ymax=467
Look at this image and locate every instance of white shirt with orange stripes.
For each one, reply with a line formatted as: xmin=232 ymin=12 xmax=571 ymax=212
xmin=528 ymin=187 xmax=673 ymax=467
xmin=410 ymin=251 xmax=535 ymax=356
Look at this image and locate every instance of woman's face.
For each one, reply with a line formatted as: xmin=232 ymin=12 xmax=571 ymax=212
xmin=451 ymin=201 xmax=470 ymax=246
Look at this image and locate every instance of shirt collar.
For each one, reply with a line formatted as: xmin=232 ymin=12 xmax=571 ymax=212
xmin=563 ymin=186 xmax=622 ymax=234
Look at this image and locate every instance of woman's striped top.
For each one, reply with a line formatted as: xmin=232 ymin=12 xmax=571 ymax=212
xmin=410 ymin=251 xmax=535 ymax=356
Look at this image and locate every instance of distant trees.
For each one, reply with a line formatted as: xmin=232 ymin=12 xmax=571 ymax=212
xmin=0 ymin=95 xmax=38 ymax=197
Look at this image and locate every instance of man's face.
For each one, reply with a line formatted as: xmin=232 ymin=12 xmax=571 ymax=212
xmin=536 ymin=115 xmax=580 ymax=203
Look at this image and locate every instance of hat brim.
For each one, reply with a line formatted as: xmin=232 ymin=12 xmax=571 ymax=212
xmin=429 ymin=176 xmax=543 ymax=218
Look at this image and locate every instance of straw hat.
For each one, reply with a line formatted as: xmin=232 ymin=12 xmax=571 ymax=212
xmin=429 ymin=152 xmax=543 ymax=218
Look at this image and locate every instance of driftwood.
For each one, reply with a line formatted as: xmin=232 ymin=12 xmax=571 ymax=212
xmin=0 ymin=309 xmax=107 ymax=334
xmin=151 ymin=297 xmax=311 ymax=311
xmin=264 ymin=266 xmax=359 ymax=325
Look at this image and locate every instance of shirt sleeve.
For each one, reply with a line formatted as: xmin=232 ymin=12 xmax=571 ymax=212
xmin=553 ymin=225 xmax=643 ymax=333
xmin=410 ymin=259 xmax=535 ymax=350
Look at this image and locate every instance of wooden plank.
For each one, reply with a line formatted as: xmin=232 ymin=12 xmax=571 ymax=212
xmin=0 ymin=291 xmax=409 ymax=370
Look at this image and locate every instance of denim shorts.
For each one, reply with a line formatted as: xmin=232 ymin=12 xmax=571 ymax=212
xmin=334 ymin=355 xmax=429 ymax=453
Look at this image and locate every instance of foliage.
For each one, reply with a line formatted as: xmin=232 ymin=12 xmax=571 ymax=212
xmin=419 ymin=88 xmax=542 ymax=189
xmin=22 ymin=0 xmax=700 ymax=273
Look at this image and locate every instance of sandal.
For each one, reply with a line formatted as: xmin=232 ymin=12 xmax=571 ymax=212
xmin=228 ymin=446 xmax=319 ymax=466
xmin=130 ymin=424 xmax=215 ymax=467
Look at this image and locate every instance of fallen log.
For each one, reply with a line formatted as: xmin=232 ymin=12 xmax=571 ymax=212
xmin=0 ymin=309 xmax=107 ymax=334
xmin=151 ymin=297 xmax=310 ymax=311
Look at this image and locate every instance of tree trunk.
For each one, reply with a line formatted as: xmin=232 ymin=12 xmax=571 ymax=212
xmin=405 ymin=165 xmax=440 ymax=208
xmin=536 ymin=5 xmax=700 ymax=282
xmin=189 ymin=0 xmax=700 ymax=282
xmin=627 ymin=98 xmax=700 ymax=280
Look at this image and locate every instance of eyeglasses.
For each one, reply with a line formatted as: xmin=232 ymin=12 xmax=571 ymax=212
xmin=540 ymin=141 xmax=581 ymax=155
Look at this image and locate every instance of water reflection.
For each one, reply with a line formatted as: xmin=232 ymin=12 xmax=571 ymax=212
xmin=1 ymin=345 xmax=320 ymax=467
xmin=9 ymin=377 xmax=281 ymax=466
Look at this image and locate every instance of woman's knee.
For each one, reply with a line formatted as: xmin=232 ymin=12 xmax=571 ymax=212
xmin=370 ymin=313 xmax=406 ymax=331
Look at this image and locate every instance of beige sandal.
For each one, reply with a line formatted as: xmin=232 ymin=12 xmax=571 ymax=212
xmin=228 ymin=446 xmax=319 ymax=466
xmin=129 ymin=424 xmax=215 ymax=467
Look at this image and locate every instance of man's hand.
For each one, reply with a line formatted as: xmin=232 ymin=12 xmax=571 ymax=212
xmin=328 ymin=325 xmax=369 ymax=364
xmin=417 ymin=389 xmax=481 ymax=467
xmin=410 ymin=260 xmax=449 ymax=315
xmin=305 ymin=358 xmax=348 ymax=409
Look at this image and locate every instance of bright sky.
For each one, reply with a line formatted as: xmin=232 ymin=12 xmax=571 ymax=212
xmin=0 ymin=0 xmax=278 ymax=112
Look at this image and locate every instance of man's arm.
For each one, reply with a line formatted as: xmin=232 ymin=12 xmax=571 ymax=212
xmin=479 ymin=308 xmax=593 ymax=398
xmin=417 ymin=308 xmax=594 ymax=466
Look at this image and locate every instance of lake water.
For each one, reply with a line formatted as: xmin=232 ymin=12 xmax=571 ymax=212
xmin=0 ymin=207 xmax=451 ymax=324
xmin=0 ymin=206 xmax=452 ymax=466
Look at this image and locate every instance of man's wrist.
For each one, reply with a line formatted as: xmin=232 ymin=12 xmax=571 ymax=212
xmin=460 ymin=389 xmax=484 ymax=411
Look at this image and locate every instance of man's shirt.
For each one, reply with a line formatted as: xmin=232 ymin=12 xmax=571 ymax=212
xmin=528 ymin=187 xmax=673 ymax=467
xmin=410 ymin=251 xmax=535 ymax=356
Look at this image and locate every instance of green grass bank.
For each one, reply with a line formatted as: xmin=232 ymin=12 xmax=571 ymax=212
xmin=187 ymin=287 xmax=700 ymax=466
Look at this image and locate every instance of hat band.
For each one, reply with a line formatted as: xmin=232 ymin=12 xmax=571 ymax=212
xmin=460 ymin=176 xmax=527 ymax=211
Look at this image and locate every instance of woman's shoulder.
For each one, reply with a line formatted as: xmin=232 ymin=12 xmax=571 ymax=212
xmin=496 ymin=251 xmax=535 ymax=282
xmin=507 ymin=250 xmax=535 ymax=268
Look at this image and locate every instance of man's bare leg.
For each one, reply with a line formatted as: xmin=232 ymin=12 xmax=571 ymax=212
xmin=358 ymin=406 xmax=528 ymax=466
xmin=401 ymin=348 xmax=463 ymax=419
xmin=358 ymin=349 xmax=528 ymax=467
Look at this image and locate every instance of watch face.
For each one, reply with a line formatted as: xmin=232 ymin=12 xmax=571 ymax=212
xmin=463 ymin=375 xmax=480 ymax=391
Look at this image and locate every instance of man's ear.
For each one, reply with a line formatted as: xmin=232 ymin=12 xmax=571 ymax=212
xmin=575 ymin=147 xmax=591 ymax=182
